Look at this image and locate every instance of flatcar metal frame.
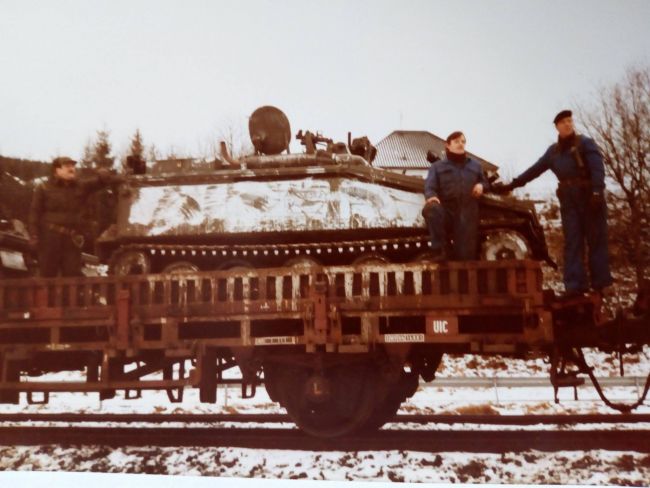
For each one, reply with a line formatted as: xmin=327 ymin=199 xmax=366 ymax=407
xmin=0 ymin=260 xmax=646 ymax=409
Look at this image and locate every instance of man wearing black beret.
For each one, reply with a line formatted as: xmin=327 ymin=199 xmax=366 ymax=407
xmin=493 ymin=110 xmax=613 ymax=297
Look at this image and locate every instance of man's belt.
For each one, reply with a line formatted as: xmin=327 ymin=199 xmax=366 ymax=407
xmin=557 ymin=178 xmax=591 ymax=188
xmin=45 ymin=223 xmax=85 ymax=248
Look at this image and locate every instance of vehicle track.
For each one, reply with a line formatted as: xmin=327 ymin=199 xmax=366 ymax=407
xmin=0 ymin=425 xmax=647 ymax=452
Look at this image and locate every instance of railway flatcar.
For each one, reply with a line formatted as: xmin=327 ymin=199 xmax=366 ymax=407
xmin=0 ymin=261 xmax=648 ymax=437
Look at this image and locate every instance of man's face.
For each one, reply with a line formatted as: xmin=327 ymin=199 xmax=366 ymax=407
xmin=555 ymin=117 xmax=575 ymax=138
xmin=55 ymin=163 xmax=77 ymax=181
xmin=446 ymin=134 xmax=466 ymax=155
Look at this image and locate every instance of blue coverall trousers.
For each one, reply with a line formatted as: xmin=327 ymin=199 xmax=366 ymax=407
xmin=423 ymin=198 xmax=479 ymax=261
xmin=557 ymin=185 xmax=613 ymax=292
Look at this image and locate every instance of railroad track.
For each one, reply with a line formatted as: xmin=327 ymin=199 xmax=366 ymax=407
xmin=0 ymin=425 xmax=648 ymax=452
xmin=2 ymin=412 xmax=650 ymax=425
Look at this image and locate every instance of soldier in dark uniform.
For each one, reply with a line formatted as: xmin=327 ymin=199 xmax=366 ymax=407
xmin=28 ymin=157 xmax=122 ymax=277
xmin=422 ymin=131 xmax=490 ymax=261
xmin=493 ymin=110 xmax=613 ymax=296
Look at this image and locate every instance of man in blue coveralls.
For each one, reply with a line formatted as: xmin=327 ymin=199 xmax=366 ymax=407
xmin=493 ymin=110 xmax=613 ymax=297
xmin=422 ymin=131 xmax=490 ymax=261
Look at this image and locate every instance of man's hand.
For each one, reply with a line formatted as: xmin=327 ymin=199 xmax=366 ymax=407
xmin=97 ymin=168 xmax=126 ymax=184
xmin=422 ymin=196 xmax=440 ymax=218
xmin=491 ymin=181 xmax=515 ymax=195
xmin=425 ymin=196 xmax=440 ymax=206
xmin=472 ymin=183 xmax=484 ymax=198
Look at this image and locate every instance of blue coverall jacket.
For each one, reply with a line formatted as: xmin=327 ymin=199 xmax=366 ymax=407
xmin=512 ymin=134 xmax=612 ymax=292
xmin=423 ymin=156 xmax=489 ymax=260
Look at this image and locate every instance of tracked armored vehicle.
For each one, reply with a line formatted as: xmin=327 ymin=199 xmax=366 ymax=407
xmin=0 ymin=224 xmax=32 ymax=278
xmin=98 ymin=106 xmax=551 ymax=274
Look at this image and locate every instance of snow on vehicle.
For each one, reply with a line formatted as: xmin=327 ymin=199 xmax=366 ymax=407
xmin=98 ymin=106 xmax=552 ymax=275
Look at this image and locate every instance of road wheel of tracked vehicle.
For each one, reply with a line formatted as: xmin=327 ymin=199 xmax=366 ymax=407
xmin=481 ymin=231 xmax=531 ymax=260
xmin=352 ymin=253 xmax=388 ymax=266
xmin=266 ymin=360 xmax=380 ymax=438
xmin=411 ymin=251 xmax=442 ymax=263
xmin=110 ymin=249 xmax=151 ymax=276
xmin=284 ymin=257 xmax=321 ymax=269
xmin=217 ymin=260 xmax=253 ymax=271
xmin=162 ymin=261 xmax=200 ymax=274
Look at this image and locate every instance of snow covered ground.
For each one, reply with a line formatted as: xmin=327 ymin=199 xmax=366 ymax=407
xmin=1 ymin=352 xmax=648 ymax=486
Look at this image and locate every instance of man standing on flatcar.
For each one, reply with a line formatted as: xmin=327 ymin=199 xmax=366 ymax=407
xmin=492 ymin=110 xmax=613 ymax=297
xmin=28 ymin=157 xmax=123 ymax=277
xmin=422 ymin=131 xmax=490 ymax=261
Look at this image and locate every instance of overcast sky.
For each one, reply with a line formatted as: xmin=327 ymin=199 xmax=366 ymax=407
xmin=1 ymin=0 xmax=648 ymax=190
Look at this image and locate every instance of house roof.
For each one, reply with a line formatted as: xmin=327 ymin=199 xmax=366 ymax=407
xmin=372 ymin=130 xmax=498 ymax=172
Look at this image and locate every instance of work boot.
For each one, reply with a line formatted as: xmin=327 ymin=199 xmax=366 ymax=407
xmin=591 ymin=286 xmax=610 ymax=298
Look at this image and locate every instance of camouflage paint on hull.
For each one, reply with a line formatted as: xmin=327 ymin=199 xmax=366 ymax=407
xmin=123 ymin=178 xmax=425 ymax=237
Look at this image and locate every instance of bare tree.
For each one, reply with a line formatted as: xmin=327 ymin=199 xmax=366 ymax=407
xmin=216 ymin=116 xmax=253 ymax=160
xmin=147 ymin=144 xmax=159 ymax=162
xmin=578 ymin=66 xmax=650 ymax=289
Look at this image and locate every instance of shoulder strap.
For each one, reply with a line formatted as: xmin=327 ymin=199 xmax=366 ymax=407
xmin=570 ymin=134 xmax=587 ymax=172
xmin=572 ymin=134 xmax=583 ymax=163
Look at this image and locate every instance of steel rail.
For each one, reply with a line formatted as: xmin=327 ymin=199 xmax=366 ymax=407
xmin=0 ymin=425 xmax=647 ymax=452
xmin=425 ymin=375 xmax=647 ymax=388
xmin=9 ymin=375 xmax=646 ymax=400
xmin=1 ymin=412 xmax=649 ymax=425
xmin=15 ymin=375 xmax=646 ymax=389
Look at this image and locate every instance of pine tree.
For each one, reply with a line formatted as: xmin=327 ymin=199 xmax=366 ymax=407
xmin=129 ymin=129 xmax=145 ymax=160
xmin=93 ymin=130 xmax=114 ymax=169
xmin=80 ymin=139 xmax=94 ymax=168
xmin=126 ymin=129 xmax=146 ymax=174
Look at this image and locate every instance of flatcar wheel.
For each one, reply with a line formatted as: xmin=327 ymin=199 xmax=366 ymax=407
xmin=271 ymin=361 xmax=380 ymax=438
xmin=361 ymin=392 xmax=403 ymax=432
xmin=361 ymin=371 xmax=419 ymax=431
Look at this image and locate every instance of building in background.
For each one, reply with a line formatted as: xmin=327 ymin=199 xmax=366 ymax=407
xmin=372 ymin=130 xmax=498 ymax=179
